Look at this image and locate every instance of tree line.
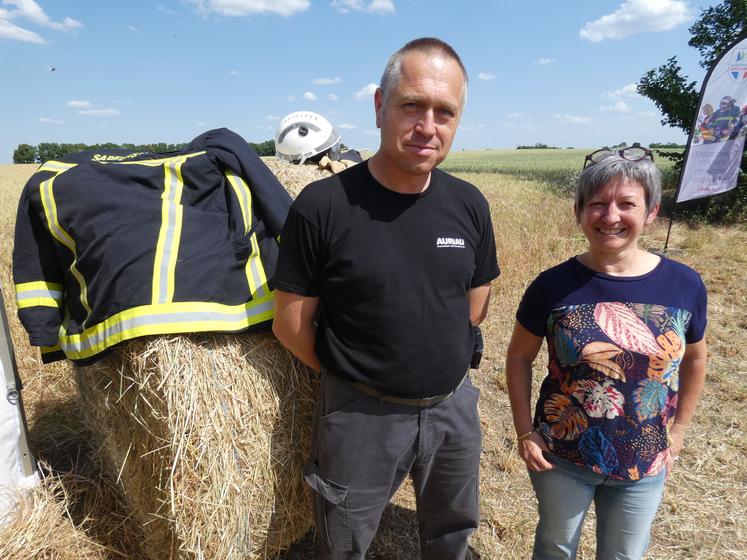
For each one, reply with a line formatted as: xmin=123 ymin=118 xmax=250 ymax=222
xmin=13 ymin=140 xmax=276 ymax=164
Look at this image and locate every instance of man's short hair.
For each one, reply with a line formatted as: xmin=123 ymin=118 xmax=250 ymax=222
xmin=379 ymin=37 xmax=468 ymax=104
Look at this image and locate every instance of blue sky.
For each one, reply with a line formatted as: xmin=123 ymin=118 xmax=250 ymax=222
xmin=0 ymin=0 xmax=720 ymax=163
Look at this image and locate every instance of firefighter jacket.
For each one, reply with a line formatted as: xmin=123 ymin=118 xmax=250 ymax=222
xmin=13 ymin=128 xmax=292 ymax=363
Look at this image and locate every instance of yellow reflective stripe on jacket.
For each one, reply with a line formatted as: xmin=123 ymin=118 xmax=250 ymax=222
xmin=38 ymin=161 xmax=77 ymax=174
xmin=248 ymin=233 xmax=269 ymax=298
xmin=15 ymin=281 xmax=64 ymax=309
xmin=41 ymin=344 xmax=62 ymax=355
xmin=97 ymin=152 xmax=204 ymax=305
xmin=151 ymin=157 xmax=187 ymax=304
xmin=224 ymin=170 xmax=269 ymax=298
xmin=37 ymin=163 xmax=93 ymax=320
xmin=107 ymin=152 xmax=207 ymax=166
xmin=55 ymin=297 xmax=274 ymax=361
xmin=225 ymin=170 xmax=251 ymax=234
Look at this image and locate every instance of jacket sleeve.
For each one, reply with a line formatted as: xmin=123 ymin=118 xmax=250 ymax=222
xmin=12 ymin=181 xmax=65 ymax=348
xmin=190 ymin=128 xmax=293 ymax=238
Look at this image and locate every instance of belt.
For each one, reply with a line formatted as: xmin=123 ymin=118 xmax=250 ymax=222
xmin=323 ymin=367 xmax=469 ymax=408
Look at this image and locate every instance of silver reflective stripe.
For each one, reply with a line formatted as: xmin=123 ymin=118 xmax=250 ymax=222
xmin=157 ymin=161 xmax=182 ymax=304
xmin=16 ymin=289 xmax=63 ymax=302
xmin=59 ymin=299 xmax=274 ymax=354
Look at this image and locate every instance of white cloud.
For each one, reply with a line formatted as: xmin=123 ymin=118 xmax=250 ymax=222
xmin=5 ymin=0 xmax=82 ymax=31
xmin=478 ymin=72 xmax=496 ymax=81
xmin=506 ymin=112 xmax=523 ymax=119
xmin=266 ymin=114 xmax=280 ymax=120
xmin=0 ymin=18 xmax=44 ymax=43
xmin=328 ymin=93 xmax=339 ymax=101
xmin=186 ymin=0 xmax=310 ymax=17
xmin=287 ymin=94 xmax=296 ymax=102
xmin=229 ymin=69 xmax=239 ymax=75
xmin=604 ymin=83 xmax=640 ymax=99
xmin=553 ymin=114 xmax=591 ymax=125
xmin=338 ymin=123 xmax=356 ymax=129
xmin=77 ymin=108 xmax=121 ymax=117
xmin=156 ymin=5 xmax=178 ymax=15
xmin=0 ymin=0 xmax=82 ymax=43
xmin=535 ymin=58 xmax=557 ymax=65
xmin=38 ymin=117 xmax=65 ymax=124
xmin=637 ymin=110 xmax=658 ymax=118
xmin=580 ymin=0 xmax=693 ymax=42
xmin=354 ymin=83 xmax=378 ymax=100
xmin=303 ymin=91 xmax=317 ymax=101
xmin=331 ymin=0 xmax=395 ymax=15
xmin=600 ymin=101 xmax=631 ymax=113
xmin=67 ymin=100 xmax=92 ymax=109
xmin=128 ymin=25 xmax=140 ymax=33
xmin=196 ymin=121 xmax=207 ymax=126
xmin=313 ymin=76 xmax=342 ymax=85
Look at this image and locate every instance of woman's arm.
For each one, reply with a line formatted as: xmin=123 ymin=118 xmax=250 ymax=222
xmin=666 ymin=337 xmax=708 ymax=477
xmin=505 ymin=321 xmax=554 ymax=471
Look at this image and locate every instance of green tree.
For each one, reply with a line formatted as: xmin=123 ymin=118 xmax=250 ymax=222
xmin=639 ymin=0 xmax=746 ymax=132
xmin=13 ymin=143 xmax=37 ymax=163
xmin=638 ymin=0 xmax=747 ymax=223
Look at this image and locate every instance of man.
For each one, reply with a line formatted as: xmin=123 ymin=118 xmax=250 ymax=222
xmin=709 ymin=95 xmax=740 ymax=141
xmin=272 ymin=37 xmax=500 ymax=559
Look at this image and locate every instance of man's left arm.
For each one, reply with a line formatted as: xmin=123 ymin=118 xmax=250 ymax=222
xmin=468 ymin=283 xmax=492 ymax=326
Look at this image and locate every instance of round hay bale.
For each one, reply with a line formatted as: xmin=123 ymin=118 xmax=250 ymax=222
xmin=75 ymin=333 xmax=317 ymax=560
xmin=0 ymin=474 xmax=107 ymax=560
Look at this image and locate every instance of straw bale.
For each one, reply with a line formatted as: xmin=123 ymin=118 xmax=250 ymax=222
xmin=75 ymin=333 xmax=317 ymax=560
xmin=261 ymin=157 xmax=331 ymax=198
xmin=0 ymin=472 xmax=107 ymax=560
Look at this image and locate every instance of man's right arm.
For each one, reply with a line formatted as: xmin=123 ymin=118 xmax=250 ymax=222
xmin=272 ymin=289 xmax=321 ymax=372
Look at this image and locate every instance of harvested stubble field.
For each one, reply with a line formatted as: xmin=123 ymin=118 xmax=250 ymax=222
xmin=0 ymin=151 xmax=745 ymax=559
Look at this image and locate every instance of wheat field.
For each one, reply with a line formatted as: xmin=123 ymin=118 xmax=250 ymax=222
xmin=0 ymin=158 xmax=745 ymax=559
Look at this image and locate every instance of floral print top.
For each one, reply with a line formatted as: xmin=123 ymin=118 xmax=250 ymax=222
xmin=516 ymin=257 xmax=707 ymax=480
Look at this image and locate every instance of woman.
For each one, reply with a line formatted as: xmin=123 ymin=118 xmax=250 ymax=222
xmin=505 ymin=148 xmax=708 ymax=560
xmin=697 ymin=103 xmax=714 ymax=143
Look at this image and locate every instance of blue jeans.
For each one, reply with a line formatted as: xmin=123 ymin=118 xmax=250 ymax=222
xmin=528 ymin=455 xmax=666 ymax=560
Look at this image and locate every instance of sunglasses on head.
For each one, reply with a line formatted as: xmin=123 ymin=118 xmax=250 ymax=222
xmin=583 ymin=146 xmax=654 ymax=169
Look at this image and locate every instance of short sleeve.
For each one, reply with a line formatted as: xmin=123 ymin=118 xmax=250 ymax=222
xmin=470 ymin=202 xmax=500 ymax=288
xmin=515 ymin=274 xmax=550 ymax=337
xmin=274 ymin=206 xmax=323 ymax=297
xmin=686 ymin=278 xmax=707 ymax=343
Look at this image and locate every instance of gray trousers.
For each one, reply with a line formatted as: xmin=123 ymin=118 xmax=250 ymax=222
xmin=303 ymin=371 xmax=482 ymax=559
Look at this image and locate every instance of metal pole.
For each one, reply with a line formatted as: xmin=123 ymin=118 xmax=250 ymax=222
xmin=663 ymin=215 xmax=674 ymax=254
xmin=0 ymin=279 xmax=37 ymax=477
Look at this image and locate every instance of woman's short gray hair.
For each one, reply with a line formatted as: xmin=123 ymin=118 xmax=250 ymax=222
xmin=380 ymin=37 xmax=468 ymax=105
xmin=576 ymin=155 xmax=662 ymax=219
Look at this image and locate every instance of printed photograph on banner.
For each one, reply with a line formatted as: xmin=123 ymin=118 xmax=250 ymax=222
xmin=677 ymin=37 xmax=747 ymax=203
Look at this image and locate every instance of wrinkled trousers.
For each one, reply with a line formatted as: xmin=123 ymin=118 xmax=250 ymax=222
xmin=304 ymin=371 xmax=482 ymax=559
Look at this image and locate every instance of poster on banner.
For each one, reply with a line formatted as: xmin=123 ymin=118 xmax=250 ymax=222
xmin=677 ymin=35 xmax=747 ymax=203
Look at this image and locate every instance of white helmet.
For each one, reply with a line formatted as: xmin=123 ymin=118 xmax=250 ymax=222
xmin=275 ymin=111 xmax=341 ymax=164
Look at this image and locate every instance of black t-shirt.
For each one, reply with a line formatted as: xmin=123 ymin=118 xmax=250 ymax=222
xmin=275 ymin=162 xmax=500 ymax=397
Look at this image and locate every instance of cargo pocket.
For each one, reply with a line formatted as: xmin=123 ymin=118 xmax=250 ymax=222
xmin=303 ymin=460 xmax=352 ymax=551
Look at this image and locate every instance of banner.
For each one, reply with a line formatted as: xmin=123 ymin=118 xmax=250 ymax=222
xmin=676 ymin=35 xmax=747 ymax=203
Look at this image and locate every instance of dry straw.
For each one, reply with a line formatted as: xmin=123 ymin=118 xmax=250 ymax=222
xmin=75 ymin=333 xmax=317 ymax=559
xmin=0 ymin=473 xmax=106 ymax=560
xmin=67 ymin=159 xmax=327 ymax=559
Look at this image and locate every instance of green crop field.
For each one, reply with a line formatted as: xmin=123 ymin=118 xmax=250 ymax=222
xmin=442 ymin=148 xmax=682 ymax=193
